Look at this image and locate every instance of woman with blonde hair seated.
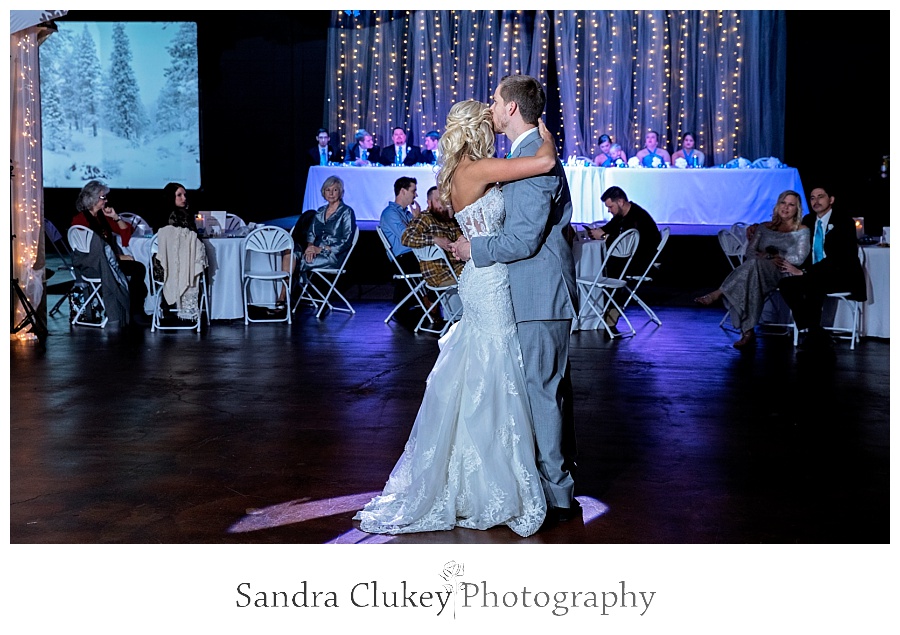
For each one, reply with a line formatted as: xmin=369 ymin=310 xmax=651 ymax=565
xmin=694 ymin=190 xmax=810 ymax=348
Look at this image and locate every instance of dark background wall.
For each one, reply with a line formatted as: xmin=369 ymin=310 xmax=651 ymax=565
xmin=43 ymin=10 xmax=890 ymax=292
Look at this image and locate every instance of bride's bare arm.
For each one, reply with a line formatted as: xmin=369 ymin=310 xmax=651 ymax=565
xmin=474 ymin=121 xmax=557 ymax=185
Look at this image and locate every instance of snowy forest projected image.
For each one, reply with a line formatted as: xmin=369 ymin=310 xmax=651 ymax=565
xmin=40 ymin=22 xmax=200 ymax=190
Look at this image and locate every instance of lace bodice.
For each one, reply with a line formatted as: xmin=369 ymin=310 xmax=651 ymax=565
xmin=455 ymin=186 xmax=505 ymax=240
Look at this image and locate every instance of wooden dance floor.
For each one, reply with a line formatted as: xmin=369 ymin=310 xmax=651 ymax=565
xmin=10 ymin=292 xmax=890 ymax=544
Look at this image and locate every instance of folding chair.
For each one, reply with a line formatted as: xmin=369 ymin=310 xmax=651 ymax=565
xmin=718 ymin=227 xmax=745 ymax=270
xmin=821 ymin=292 xmax=862 ymax=349
xmin=225 ymin=213 xmax=246 ymax=232
xmin=118 ymin=212 xmax=153 ymax=236
xmin=147 ymin=232 xmax=210 ymax=332
xmin=622 ymin=227 xmax=670 ymax=326
xmin=294 ymin=226 xmax=359 ymax=319
xmin=66 ymin=225 xmax=108 ymax=328
xmin=46 ymin=219 xmax=77 ymax=317
xmin=575 ymin=228 xmax=639 ymax=339
xmin=412 ymin=244 xmax=462 ymax=336
xmin=241 ymin=226 xmax=294 ymax=324
xmin=375 ymin=225 xmax=430 ymax=325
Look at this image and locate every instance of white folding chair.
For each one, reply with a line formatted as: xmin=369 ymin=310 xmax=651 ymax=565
xmin=575 ymin=228 xmax=639 ymax=339
xmin=66 ymin=225 xmax=108 ymax=328
xmin=821 ymin=292 xmax=862 ymax=349
xmin=730 ymin=222 xmax=751 ymax=250
xmin=412 ymin=244 xmax=462 ymax=336
xmin=147 ymin=233 xmax=210 ymax=332
xmin=718 ymin=227 xmax=745 ymax=270
xmin=225 ymin=213 xmax=246 ymax=232
xmin=118 ymin=212 xmax=153 ymax=237
xmin=622 ymin=227 xmax=670 ymax=326
xmin=375 ymin=225 xmax=430 ymax=325
xmin=294 ymin=226 xmax=359 ymax=319
xmin=241 ymin=226 xmax=294 ymax=324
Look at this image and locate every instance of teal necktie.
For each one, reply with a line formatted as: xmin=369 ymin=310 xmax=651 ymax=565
xmin=813 ymin=219 xmax=825 ymax=264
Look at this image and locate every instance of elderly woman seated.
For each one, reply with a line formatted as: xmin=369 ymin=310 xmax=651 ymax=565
xmin=277 ymin=175 xmax=357 ymax=308
xmin=70 ymin=179 xmax=149 ymax=327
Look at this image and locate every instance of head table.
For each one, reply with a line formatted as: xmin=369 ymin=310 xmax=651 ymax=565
xmin=304 ymin=164 xmax=805 ymax=227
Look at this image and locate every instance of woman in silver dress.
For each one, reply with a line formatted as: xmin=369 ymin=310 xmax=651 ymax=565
xmin=694 ymin=190 xmax=811 ymax=348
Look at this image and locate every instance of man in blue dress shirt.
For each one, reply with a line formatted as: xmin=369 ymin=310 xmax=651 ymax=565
xmin=380 ymin=176 xmax=426 ymax=322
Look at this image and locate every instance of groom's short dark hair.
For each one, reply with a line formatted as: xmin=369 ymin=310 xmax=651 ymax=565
xmin=499 ymin=75 xmax=545 ymax=125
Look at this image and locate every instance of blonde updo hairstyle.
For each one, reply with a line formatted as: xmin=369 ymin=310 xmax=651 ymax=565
xmin=436 ymin=99 xmax=496 ymax=209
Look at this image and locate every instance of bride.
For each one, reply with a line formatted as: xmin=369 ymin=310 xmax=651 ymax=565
xmin=354 ymin=100 xmax=558 ymax=537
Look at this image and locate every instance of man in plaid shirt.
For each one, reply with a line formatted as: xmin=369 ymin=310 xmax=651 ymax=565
xmin=402 ymin=186 xmax=466 ymax=289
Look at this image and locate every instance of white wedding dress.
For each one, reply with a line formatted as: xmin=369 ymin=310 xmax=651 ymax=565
xmin=354 ymin=187 xmax=547 ymax=537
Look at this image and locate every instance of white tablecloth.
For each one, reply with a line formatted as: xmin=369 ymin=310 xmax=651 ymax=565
xmin=565 ymin=165 xmax=806 ymax=225
xmin=127 ymin=236 xmax=278 ymax=320
xmin=856 ymin=246 xmax=889 ymax=338
xmin=306 ymin=164 xmax=805 ymax=227
xmin=304 ymin=165 xmax=439 ymax=222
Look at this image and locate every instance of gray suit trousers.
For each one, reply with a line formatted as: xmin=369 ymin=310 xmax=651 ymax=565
xmin=517 ymin=318 xmax=576 ymax=509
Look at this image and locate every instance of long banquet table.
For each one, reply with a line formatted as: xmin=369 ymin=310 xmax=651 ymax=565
xmin=304 ymin=164 xmax=805 ymax=226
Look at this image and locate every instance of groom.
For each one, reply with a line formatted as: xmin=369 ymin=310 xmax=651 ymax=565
xmin=451 ymin=74 xmax=580 ymax=523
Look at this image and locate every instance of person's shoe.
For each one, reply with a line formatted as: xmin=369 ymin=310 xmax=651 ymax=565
xmin=555 ymin=499 xmax=583 ymax=522
xmin=694 ymin=293 xmax=718 ymax=306
xmin=733 ymin=331 xmax=755 ymax=349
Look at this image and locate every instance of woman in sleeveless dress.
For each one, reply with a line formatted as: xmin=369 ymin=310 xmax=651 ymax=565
xmin=693 ymin=190 xmax=810 ymax=349
xmin=354 ymin=100 xmax=558 ymax=537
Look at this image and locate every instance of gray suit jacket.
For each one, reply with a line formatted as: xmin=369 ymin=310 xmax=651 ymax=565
xmin=470 ymin=129 xmax=578 ymax=322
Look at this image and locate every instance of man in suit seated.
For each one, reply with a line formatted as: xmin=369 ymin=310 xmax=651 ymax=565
xmin=421 ymin=130 xmax=441 ymax=164
xmin=378 ymin=126 xmax=424 ymax=166
xmin=401 ymin=186 xmax=464 ymax=317
xmin=778 ymin=185 xmax=867 ymax=355
xmin=308 ymin=128 xmax=337 ymax=166
xmin=345 ymin=129 xmax=380 ymax=166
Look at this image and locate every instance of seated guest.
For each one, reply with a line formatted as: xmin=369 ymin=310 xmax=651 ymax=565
xmin=694 ymin=190 xmax=810 ymax=349
xmin=635 ymin=130 xmax=671 ymax=167
xmin=587 ymin=186 xmax=661 ymax=333
xmin=401 ymin=186 xmax=464 ymax=317
xmin=71 ymin=180 xmax=149 ymax=326
xmin=378 ymin=127 xmax=424 ymax=166
xmin=345 ymin=129 xmax=380 ymax=165
xmin=778 ymin=185 xmax=867 ymax=355
xmin=672 ymin=132 xmax=705 ymax=168
xmin=308 ymin=128 xmax=337 ymax=166
xmin=279 ymin=176 xmax=357 ymax=308
xmin=380 ymin=176 xmax=424 ymax=319
xmin=162 ymin=181 xmax=196 ymax=232
xmin=421 ymin=130 xmax=441 ymax=164
xmin=593 ymin=134 xmax=614 ymax=167
xmin=608 ymin=143 xmax=627 ymax=166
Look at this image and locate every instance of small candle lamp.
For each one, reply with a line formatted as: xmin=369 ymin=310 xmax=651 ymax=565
xmin=853 ymin=217 xmax=865 ymax=240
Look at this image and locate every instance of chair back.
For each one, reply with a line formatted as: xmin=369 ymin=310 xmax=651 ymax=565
xmin=225 ymin=213 xmax=246 ymax=231
xmin=335 ymin=226 xmax=361 ymax=270
xmin=717 ymin=228 xmax=745 ymax=269
xmin=596 ymin=228 xmax=640 ymax=282
xmin=119 ymin=212 xmax=152 ymax=236
xmin=631 ymin=226 xmax=669 ymax=282
xmin=376 ymin=225 xmax=412 ymax=274
xmin=67 ymin=225 xmax=95 ymax=254
xmin=413 ymin=244 xmax=460 ymax=285
xmin=243 ymin=225 xmax=293 ymax=255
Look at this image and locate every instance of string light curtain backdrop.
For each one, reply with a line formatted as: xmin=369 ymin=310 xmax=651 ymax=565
xmin=325 ymin=9 xmax=786 ymax=165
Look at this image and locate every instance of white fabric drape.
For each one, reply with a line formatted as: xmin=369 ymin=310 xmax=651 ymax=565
xmin=326 ymin=10 xmax=786 ymax=166
xmin=10 ymin=27 xmax=49 ymax=333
